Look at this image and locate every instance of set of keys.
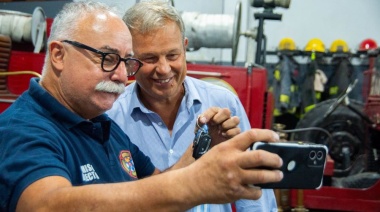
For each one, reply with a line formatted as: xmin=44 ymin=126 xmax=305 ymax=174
xmin=192 ymin=123 xmax=212 ymax=159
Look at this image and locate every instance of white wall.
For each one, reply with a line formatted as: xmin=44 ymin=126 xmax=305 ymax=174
xmin=92 ymin=0 xmax=380 ymax=65
xmin=4 ymin=0 xmax=378 ymax=64
xmin=263 ymin=0 xmax=380 ymax=62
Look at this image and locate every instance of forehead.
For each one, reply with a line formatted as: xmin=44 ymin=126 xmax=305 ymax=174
xmin=77 ymin=13 xmax=133 ymax=53
xmin=132 ymin=20 xmax=183 ymax=53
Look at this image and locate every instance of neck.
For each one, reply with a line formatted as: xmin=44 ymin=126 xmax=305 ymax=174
xmin=138 ymin=84 xmax=185 ymax=133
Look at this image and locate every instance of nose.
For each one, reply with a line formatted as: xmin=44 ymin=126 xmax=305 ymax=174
xmin=155 ymin=57 xmax=171 ymax=74
xmin=110 ymin=61 xmax=128 ymax=84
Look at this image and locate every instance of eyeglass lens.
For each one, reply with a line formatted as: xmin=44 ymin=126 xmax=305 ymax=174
xmin=102 ymin=54 xmax=141 ymax=76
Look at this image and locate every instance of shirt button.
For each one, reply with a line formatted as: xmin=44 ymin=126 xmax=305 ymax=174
xmin=158 ymin=122 xmax=162 ymax=126
xmin=169 ymin=149 xmax=174 ymax=154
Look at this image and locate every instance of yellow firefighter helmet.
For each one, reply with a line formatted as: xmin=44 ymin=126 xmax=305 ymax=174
xmin=278 ymin=37 xmax=297 ymax=51
xmin=329 ymin=39 xmax=350 ymax=53
xmin=304 ymin=38 xmax=325 ymax=53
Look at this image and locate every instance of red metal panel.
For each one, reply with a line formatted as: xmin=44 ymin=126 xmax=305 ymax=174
xmin=7 ymin=51 xmax=44 ymax=95
xmin=0 ymin=101 xmax=12 ymax=113
xmin=46 ymin=18 xmax=53 ymax=38
xmin=290 ymin=180 xmax=380 ymax=211
xmin=247 ymin=68 xmax=268 ymax=129
xmin=264 ymin=91 xmax=274 ymax=129
xmin=187 ymin=63 xmax=249 ymax=108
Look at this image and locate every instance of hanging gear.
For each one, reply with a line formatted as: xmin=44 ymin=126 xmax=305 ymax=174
xmin=304 ymin=38 xmax=326 ymax=53
xmin=300 ymin=39 xmax=328 ymax=116
xmin=326 ymin=39 xmax=354 ymax=99
xmin=271 ymin=54 xmax=300 ymax=117
xmin=278 ymin=37 xmax=296 ymax=51
xmin=327 ymin=57 xmax=354 ymax=99
xmin=358 ymin=38 xmax=378 ymax=52
xmin=300 ymin=52 xmax=327 ymax=116
xmin=330 ymin=39 xmax=350 ymax=53
xmin=301 ymin=61 xmax=317 ymax=114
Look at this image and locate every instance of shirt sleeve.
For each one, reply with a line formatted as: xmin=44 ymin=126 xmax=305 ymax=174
xmin=235 ymin=190 xmax=277 ymax=212
xmin=0 ymin=123 xmax=71 ymax=211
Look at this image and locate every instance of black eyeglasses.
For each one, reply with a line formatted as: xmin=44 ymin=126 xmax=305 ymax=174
xmin=61 ymin=40 xmax=143 ymax=77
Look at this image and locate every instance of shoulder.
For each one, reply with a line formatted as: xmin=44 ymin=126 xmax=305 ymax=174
xmin=184 ymin=77 xmax=245 ymax=113
xmin=1 ymin=109 xmax=61 ymax=145
xmin=185 ymin=76 xmax=238 ymax=98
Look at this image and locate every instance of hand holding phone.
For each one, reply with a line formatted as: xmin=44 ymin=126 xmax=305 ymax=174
xmin=252 ymin=141 xmax=328 ymax=189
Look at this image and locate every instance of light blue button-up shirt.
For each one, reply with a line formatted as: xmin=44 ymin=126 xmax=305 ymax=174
xmin=107 ymin=76 xmax=277 ymax=212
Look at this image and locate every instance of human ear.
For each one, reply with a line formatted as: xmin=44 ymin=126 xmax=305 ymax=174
xmin=183 ymin=37 xmax=189 ymax=50
xmin=49 ymin=41 xmax=65 ymax=71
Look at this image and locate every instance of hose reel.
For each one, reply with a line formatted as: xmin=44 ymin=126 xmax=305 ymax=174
xmin=181 ymin=1 xmax=242 ymax=65
xmin=0 ymin=7 xmax=47 ymax=53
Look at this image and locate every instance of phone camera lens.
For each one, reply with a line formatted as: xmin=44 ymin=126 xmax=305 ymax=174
xmin=309 ymin=151 xmax=316 ymax=160
xmin=317 ymin=151 xmax=324 ymax=160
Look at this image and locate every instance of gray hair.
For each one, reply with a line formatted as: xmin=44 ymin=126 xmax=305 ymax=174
xmin=42 ymin=1 xmax=118 ymax=76
xmin=123 ymin=0 xmax=185 ymax=39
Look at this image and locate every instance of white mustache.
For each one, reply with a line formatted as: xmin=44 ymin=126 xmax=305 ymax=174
xmin=95 ymin=81 xmax=125 ymax=94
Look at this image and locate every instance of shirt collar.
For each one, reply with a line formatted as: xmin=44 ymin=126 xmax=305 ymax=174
xmin=183 ymin=77 xmax=202 ymax=109
xmin=28 ymin=78 xmax=110 ymax=129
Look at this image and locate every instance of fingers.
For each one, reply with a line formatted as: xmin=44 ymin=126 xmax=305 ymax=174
xmin=197 ymin=107 xmax=231 ymax=126
xmin=228 ymin=128 xmax=280 ymax=151
xmin=241 ymin=169 xmax=283 ymax=186
xmin=234 ymin=147 xmax=283 ymax=186
xmin=218 ymin=116 xmax=240 ymax=137
xmin=221 ymin=124 xmax=241 ymax=138
xmin=196 ymin=107 xmax=239 ymax=137
xmin=241 ymin=169 xmax=283 ymax=187
xmin=238 ymin=149 xmax=283 ymax=170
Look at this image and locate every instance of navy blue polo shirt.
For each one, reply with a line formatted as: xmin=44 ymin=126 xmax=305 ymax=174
xmin=0 ymin=78 xmax=155 ymax=211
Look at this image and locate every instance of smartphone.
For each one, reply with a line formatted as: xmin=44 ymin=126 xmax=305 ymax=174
xmin=252 ymin=141 xmax=328 ymax=189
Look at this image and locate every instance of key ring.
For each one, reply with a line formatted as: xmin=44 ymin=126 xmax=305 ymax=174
xmin=196 ymin=115 xmax=202 ymax=129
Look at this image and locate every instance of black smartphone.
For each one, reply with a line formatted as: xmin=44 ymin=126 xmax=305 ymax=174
xmin=252 ymin=141 xmax=328 ymax=189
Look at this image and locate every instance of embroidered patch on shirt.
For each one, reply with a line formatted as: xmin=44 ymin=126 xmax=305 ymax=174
xmin=119 ymin=150 xmax=137 ymax=178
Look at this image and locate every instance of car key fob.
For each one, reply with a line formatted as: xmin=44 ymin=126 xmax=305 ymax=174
xmin=192 ymin=124 xmax=211 ymax=159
